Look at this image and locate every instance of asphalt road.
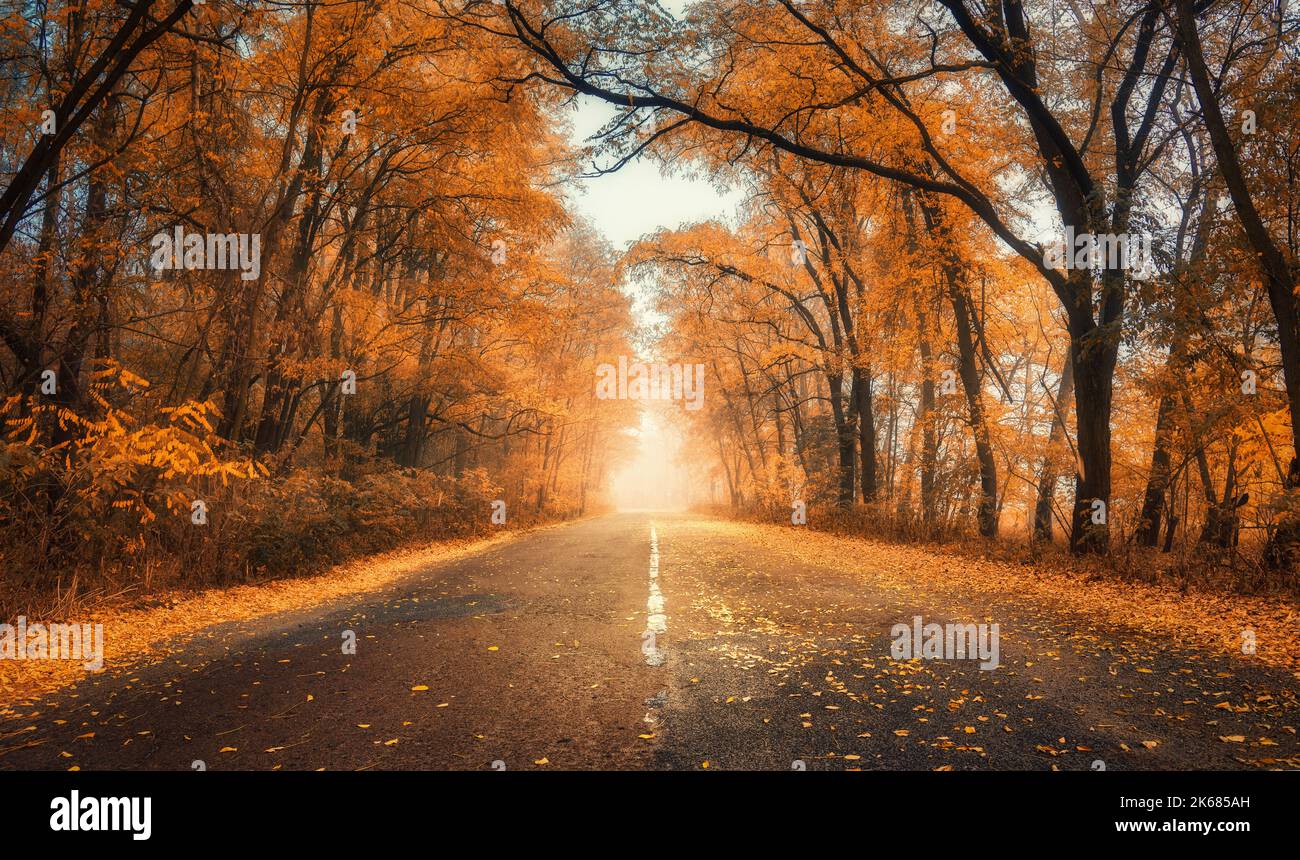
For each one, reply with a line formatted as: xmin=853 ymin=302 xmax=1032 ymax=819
xmin=1 ymin=512 xmax=1296 ymax=770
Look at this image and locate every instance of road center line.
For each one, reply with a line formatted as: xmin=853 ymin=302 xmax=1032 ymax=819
xmin=643 ymin=524 xmax=666 ymax=666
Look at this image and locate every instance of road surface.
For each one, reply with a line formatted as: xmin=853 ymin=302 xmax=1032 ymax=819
xmin=1 ymin=513 xmax=1296 ymax=770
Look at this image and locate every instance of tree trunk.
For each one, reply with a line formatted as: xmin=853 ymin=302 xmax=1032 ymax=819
xmin=1069 ymin=312 xmax=1118 ymax=554
xmin=949 ymin=277 xmax=998 ymax=537
xmin=829 ymin=371 xmax=856 ymax=506
xmin=854 ymin=366 xmax=877 ymax=502
xmin=1034 ymin=348 xmax=1074 ymax=541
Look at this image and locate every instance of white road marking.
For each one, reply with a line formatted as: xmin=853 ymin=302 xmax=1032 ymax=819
xmin=643 ymin=524 xmax=666 ymax=666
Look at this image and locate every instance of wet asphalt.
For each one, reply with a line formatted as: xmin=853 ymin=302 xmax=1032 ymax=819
xmin=1 ymin=512 xmax=1295 ymax=771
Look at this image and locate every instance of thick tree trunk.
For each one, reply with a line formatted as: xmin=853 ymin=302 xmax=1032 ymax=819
xmin=1069 ymin=314 xmax=1119 ymax=554
xmin=854 ymin=366 xmax=877 ymax=502
xmin=828 ymin=371 xmax=856 ymax=506
xmin=399 ymin=394 xmax=429 ymax=468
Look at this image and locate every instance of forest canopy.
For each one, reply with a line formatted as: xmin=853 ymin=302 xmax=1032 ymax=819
xmin=1 ymin=0 xmax=1298 ymax=604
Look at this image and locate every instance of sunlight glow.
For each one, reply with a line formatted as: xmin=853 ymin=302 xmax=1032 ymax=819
xmin=610 ymin=410 xmax=689 ymax=511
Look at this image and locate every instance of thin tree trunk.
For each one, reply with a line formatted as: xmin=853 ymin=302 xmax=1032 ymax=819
xmin=1034 ymin=348 xmax=1075 ymax=541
